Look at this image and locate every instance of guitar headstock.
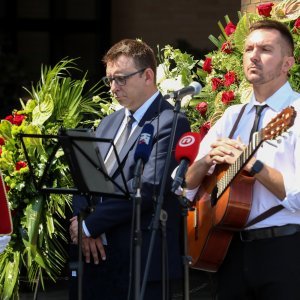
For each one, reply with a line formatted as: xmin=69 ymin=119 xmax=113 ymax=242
xmin=262 ymin=106 xmax=297 ymax=141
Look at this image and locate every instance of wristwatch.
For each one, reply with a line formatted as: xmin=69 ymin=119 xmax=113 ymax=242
xmin=250 ymin=160 xmax=264 ymax=176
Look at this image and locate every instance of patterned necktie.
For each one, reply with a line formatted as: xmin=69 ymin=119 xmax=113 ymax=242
xmin=249 ymin=104 xmax=268 ymax=142
xmin=105 ymin=115 xmax=135 ymax=173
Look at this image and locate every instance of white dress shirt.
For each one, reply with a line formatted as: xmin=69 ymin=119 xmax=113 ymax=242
xmin=189 ymin=82 xmax=300 ymax=229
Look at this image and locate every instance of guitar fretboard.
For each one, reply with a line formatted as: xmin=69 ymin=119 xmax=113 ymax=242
xmin=216 ymin=132 xmax=263 ymax=199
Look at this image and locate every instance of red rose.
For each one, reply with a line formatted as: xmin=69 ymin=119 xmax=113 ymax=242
xmin=15 ymin=161 xmax=27 ymax=171
xmin=0 ymin=137 xmax=5 ymax=146
xmin=13 ymin=114 xmax=26 ymax=126
xmin=0 ymin=147 xmax=2 ymax=157
xmin=202 ymin=57 xmax=212 ymax=73
xmin=211 ymin=78 xmax=223 ymax=91
xmin=224 ymin=71 xmax=237 ymax=87
xmin=294 ymin=18 xmax=300 ymax=31
xmin=195 ymin=102 xmax=208 ymax=116
xmin=199 ymin=122 xmax=211 ymax=142
xmin=224 ymin=22 xmax=236 ymax=36
xmin=5 ymin=115 xmax=14 ymax=123
xmin=221 ymin=90 xmax=235 ymax=105
xmin=4 ymin=113 xmax=25 ymax=126
xmin=221 ymin=41 xmax=233 ymax=54
xmin=257 ymin=2 xmax=274 ymax=17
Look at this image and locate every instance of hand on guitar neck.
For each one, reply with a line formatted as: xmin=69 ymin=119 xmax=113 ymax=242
xmin=185 ymin=137 xmax=245 ymax=191
xmin=209 ymin=136 xmax=245 ymax=166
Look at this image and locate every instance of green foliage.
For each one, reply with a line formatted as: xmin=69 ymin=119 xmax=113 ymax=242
xmin=0 ymin=58 xmax=110 ymax=299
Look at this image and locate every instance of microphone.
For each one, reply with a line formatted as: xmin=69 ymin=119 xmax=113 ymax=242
xmin=132 ymin=124 xmax=154 ymax=191
xmin=171 ymin=132 xmax=201 ymax=193
xmin=164 ymin=81 xmax=202 ymax=100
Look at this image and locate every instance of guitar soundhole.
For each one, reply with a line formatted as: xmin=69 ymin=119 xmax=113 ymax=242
xmin=211 ymin=185 xmax=218 ymax=207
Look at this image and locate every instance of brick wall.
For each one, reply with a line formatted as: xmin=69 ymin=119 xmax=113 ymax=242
xmin=110 ymin=0 xmax=240 ymax=54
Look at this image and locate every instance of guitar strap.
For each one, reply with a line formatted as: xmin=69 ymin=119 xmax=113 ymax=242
xmin=228 ymin=103 xmax=284 ymax=228
xmin=228 ymin=104 xmax=247 ymax=139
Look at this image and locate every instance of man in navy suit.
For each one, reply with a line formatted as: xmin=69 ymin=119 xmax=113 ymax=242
xmin=69 ymin=39 xmax=190 ymax=300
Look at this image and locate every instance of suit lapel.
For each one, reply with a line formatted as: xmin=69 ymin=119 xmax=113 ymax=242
xmin=97 ymin=109 xmax=125 ymax=161
xmin=110 ymin=94 xmax=163 ymax=175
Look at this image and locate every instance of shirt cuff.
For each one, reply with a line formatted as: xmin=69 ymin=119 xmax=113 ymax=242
xmin=82 ymin=220 xmax=91 ymax=237
xmin=185 ymin=186 xmax=199 ymax=201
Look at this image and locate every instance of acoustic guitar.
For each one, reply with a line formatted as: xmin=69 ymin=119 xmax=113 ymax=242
xmin=187 ymin=106 xmax=296 ymax=272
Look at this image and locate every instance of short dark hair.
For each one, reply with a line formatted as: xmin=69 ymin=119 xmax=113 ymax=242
xmin=103 ymin=39 xmax=157 ymax=78
xmin=249 ymin=19 xmax=294 ymax=56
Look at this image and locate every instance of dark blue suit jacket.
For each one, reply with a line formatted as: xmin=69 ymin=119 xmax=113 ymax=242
xmin=73 ymin=93 xmax=190 ymax=282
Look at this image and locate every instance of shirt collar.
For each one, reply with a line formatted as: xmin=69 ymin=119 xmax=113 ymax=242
xmin=245 ymin=82 xmax=294 ymax=114
xmin=125 ymin=90 xmax=159 ymax=123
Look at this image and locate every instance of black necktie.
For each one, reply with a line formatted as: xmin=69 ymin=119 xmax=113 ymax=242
xmin=249 ymin=104 xmax=267 ymax=142
xmin=105 ymin=115 xmax=135 ymax=173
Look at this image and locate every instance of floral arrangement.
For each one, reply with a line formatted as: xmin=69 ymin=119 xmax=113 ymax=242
xmin=0 ymin=59 xmax=111 ymax=299
xmin=157 ymin=0 xmax=300 ymax=137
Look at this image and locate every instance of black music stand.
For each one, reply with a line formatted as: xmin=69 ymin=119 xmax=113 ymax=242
xmin=19 ymin=128 xmax=131 ymax=300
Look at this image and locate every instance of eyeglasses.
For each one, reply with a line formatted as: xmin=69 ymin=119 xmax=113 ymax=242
xmin=102 ymin=68 xmax=146 ymax=87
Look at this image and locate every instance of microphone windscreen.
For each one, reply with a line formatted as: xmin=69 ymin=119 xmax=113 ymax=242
xmin=175 ymin=132 xmax=201 ymax=164
xmin=190 ymin=81 xmax=202 ymax=95
xmin=134 ymin=123 xmax=154 ymax=164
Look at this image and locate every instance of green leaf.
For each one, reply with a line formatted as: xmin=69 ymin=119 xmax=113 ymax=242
xmin=32 ymin=93 xmax=54 ymax=126
xmin=234 ymin=13 xmax=261 ymax=52
xmin=1 ymin=251 xmax=20 ymax=299
xmin=24 ymin=196 xmax=44 ymax=257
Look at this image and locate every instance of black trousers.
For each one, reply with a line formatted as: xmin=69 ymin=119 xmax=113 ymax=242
xmin=215 ymin=231 xmax=300 ymax=300
xmin=69 ymin=244 xmax=175 ymax=300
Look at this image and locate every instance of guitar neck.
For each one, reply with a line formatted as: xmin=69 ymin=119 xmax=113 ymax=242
xmin=216 ymin=133 xmax=263 ymax=199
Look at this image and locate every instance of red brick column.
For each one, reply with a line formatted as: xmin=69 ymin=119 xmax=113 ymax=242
xmin=241 ymin=0 xmax=282 ymax=13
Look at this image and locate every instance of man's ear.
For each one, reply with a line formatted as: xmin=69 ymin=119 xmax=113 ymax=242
xmin=283 ymin=56 xmax=295 ymax=73
xmin=144 ymin=68 xmax=155 ymax=85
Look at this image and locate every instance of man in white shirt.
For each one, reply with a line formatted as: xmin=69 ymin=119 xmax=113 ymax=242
xmin=186 ymin=19 xmax=300 ymax=299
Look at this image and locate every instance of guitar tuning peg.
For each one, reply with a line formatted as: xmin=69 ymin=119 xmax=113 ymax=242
xmin=276 ymin=137 xmax=282 ymax=144
xmin=286 ymin=130 xmax=293 ymax=136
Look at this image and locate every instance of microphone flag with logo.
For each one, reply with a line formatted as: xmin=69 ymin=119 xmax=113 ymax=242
xmin=133 ymin=123 xmax=154 ymax=190
xmin=171 ymin=132 xmax=201 ymax=192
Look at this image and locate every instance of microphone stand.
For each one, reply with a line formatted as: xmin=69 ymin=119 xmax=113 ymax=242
xmin=132 ymin=161 xmax=143 ymax=300
xmin=140 ymin=96 xmax=182 ymax=300
xmin=178 ymin=193 xmax=192 ymax=300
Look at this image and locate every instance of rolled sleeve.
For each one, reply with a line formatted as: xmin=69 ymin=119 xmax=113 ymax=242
xmin=281 ymin=175 xmax=300 ymax=212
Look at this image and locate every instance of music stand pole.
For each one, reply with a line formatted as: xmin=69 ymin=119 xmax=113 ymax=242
xmin=77 ymin=210 xmax=84 ymax=300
